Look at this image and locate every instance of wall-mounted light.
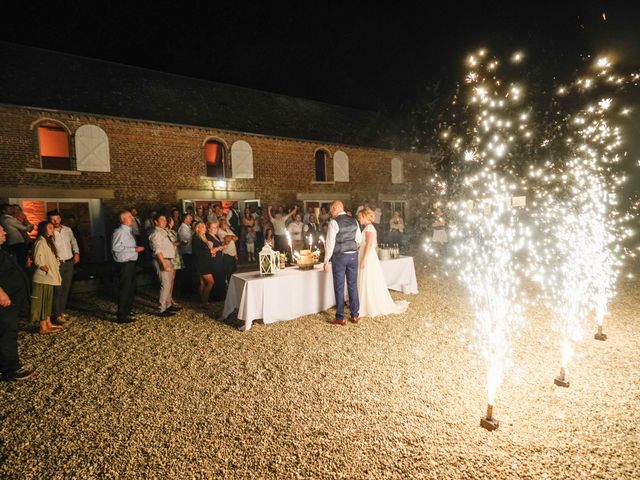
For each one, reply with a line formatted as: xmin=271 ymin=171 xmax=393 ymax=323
xmin=214 ymin=179 xmax=226 ymax=190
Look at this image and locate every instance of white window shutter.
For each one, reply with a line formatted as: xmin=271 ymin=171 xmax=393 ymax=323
xmin=333 ymin=150 xmax=349 ymax=182
xmin=391 ymin=157 xmax=404 ymax=184
xmin=75 ymin=125 xmax=110 ymax=172
xmin=231 ymin=140 xmax=254 ymax=179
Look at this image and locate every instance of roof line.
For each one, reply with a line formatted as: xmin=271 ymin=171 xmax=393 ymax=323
xmin=1 ymin=102 xmax=404 ymax=154
xmin=0 ymin=41 xmax=385 ymax=117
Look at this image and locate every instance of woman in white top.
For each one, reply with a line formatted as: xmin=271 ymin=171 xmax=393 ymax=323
xmin=31 ymin=221 xmax=63 ymax=334
xmin=356 ymin=208 xmax=409 ymax=318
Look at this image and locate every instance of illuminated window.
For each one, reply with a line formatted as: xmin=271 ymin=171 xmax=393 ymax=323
xmin=204 ymin=139 xmax=229 ymax=178
xmin=314 ymin=149 xmax=328 ymax=182
xmin=37 ymin=122 xmax=72 ymax=170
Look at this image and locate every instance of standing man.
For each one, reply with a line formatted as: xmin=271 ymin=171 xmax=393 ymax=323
xmin=148 ymin=214 xmax=177 ymax=317
xmin=0 ymin=204 xmax=33 ymax=268
xmin=268 ymin=205 xmax=297 ymax=252
xmin=111 ymin=211 xmax=145 ymax=324
xmin=177 ymin=213 xmax=195 ymax=296
xmin=323 ymin=200 xmax=362 ymax=325
xmin=130 ymin=207 xmax=143 ymax=245
xmin=0 ymin=225 xmax=35 ymax=381
xmin=48 ymin=210 xmax=79 ymax=325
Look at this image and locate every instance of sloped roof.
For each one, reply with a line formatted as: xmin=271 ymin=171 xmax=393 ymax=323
xmin=0 ymin=42 xmax=398 ymax=149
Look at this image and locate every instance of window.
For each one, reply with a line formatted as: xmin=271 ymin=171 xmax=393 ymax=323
xmin=75 ymin=124 xmax=110 ymax=172
xmin=37 ymin=121 xmax=72 ymax=170
xmin=204 ymin=139 xmax=228 ymax=177
xmin=230 ymin=140 xmax=254 ymax=178
xmin=314 ymin=149 xmax=328 ymax=182
xmin=391 ymin=157 xmax=404 ymax=184
xmin=333 ymin=150 xmax=349 ymax=182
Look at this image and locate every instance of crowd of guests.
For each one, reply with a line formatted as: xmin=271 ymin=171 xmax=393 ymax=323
xmin=110 ymin=201 xmax=409 ymax=322
xmin=1 ymin=206 xmax=80 ymax=381
xmin=0 ymin=199 xmax=410 ymax=381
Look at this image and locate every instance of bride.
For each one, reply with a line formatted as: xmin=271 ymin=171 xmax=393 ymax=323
xmin=357 ymin=208 xmax=409 ymax=317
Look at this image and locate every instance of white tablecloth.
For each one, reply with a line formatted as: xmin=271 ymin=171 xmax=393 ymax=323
xmin=221 ymin=256 xmax=418 ymax=330
xmin=379 ymin=255 xmax=419 ymax=294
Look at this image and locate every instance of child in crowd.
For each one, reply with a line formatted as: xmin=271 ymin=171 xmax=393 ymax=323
xmin=245 ymin=226 xmax=257 ymax=262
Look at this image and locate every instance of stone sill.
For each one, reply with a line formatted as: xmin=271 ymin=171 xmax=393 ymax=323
xmin=199 ymin=176 xmax=234 ymax=181
xmin=311 ymin=181 xmax=336 ymax=185
xmin=25 ymin=168 xmax=82 ymax=176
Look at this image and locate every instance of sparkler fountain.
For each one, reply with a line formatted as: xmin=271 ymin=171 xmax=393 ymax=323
xmin=528 ymin=56 xmax=636 ymax=385
xmin=436 ymin=49 xmax=531 ymax=430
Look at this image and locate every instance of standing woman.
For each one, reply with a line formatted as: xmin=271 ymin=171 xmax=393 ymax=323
xmin=192 ymin=222 xmax=216 ymax=309
xmin=241 ymin=207 xmax=255 ymax=261
xmin=31 ymin=221 xmax=63 ymax=334
xmin=356 ymin=208 xmax=408 ymax=318
xmin=165 ymin=216 xmax=184 ymax=309
xmin=206 ymin=221 xmax=228 ymax=301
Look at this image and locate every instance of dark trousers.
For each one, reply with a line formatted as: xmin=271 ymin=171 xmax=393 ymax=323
xmin=274 ymin=235 xmax=287 ymax=253
xmin=7 ymin=243 xmax=28 ymax=269
xmin=223 ymin=255 xmax=237 ymax=284
xmin=53 ymin=260 xmax=74 ymax=319
xmin=255 ymin=232 xmax=264 ymax=253
xmin=331 ymin=252 xmax=359 ymax=320
xmin=116 ymin=260 xmax=137 ymax=321
xmin=177 ymin=253 xmax=196 ymax=296
xmin=0 ymin=305 xmax=20 ymax=374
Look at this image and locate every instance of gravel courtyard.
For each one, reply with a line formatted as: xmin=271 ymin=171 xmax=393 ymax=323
xmin=2 ymin=255 xmax=639 ymax=479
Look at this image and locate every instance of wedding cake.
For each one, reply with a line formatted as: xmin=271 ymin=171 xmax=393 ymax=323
xmin=297 ymin=249 xmax=315 ymax=269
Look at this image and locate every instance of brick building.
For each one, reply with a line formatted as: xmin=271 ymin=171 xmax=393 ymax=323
xmin=0 ymin=43 xmax=429 ymax=261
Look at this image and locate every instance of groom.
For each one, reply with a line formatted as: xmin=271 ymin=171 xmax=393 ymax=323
xmin=323 ymin=200 xmax=362 ymax=325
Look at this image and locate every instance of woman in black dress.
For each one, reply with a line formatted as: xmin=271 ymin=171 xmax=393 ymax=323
xmin=205 ymin=222 xmax=227 ymax=302
xmin=192 ymin=221 xmax=222 ymax=309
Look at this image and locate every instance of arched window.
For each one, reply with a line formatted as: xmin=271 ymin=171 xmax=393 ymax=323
xmin=75 ymin=124 xmax=110 ymax=172
xmin=35 ymin=120 xmax=72 ymax=170
xmin=314 ymin=149 xmax=329 ymax=182
xmin=333 ymin=150 xmax=349 ymax=182
xmin=204 ymin=139 xmax=228 ymax=178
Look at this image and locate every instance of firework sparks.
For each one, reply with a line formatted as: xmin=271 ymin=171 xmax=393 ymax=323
xmin=428 ymin=50 xmax=532 ymax=429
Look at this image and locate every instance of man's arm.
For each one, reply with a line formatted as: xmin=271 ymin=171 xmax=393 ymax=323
xmin=7 ymin=216 xmax=28 ymax=232
xmin=323 ymin=219 xmax=338 ymax=270
xmin=284 ymin=206 xmax=298 ymax=220
xmin=67 ymin=227 xmax=80 ymax=263
xmin=267 ymin=206 xmax=276 ymax=222
xmin=150 ymin=232 xmax=171 ymax=272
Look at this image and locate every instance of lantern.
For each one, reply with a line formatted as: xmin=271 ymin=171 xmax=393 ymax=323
xmin=259 ymin=244 xmax=279 ymax=275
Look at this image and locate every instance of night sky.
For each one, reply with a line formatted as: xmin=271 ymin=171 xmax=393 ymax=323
xmin=2 ymin=1 xmax=638 ymax=115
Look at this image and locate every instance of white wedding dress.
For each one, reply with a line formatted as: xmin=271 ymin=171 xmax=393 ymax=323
xmin=357 ymin=224 xmax=409 ymax=317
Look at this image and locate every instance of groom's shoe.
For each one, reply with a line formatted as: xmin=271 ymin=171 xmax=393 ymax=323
xmin=350 ymin=316 xmax=360 ymax=324
xmin=329 ymin=318 xmax=346 ymax=326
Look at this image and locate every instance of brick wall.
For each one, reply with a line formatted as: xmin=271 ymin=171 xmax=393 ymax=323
xmin=0 ymin=105 xmax=429 ymax=219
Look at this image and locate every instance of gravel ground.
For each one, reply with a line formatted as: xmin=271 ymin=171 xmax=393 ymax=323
xmin=1 ymin=254 xmax=639 ymax=479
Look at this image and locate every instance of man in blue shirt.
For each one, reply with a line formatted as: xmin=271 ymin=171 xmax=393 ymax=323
xmin=111 ymin=211 xmax=144 ymax=324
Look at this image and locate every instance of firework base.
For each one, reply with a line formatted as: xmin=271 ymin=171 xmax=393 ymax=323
xmin=480 ymin=416 xmax=500 ymax=431
xmin=554 ymin=377 xmax=570 ymax=388
xmin=594 ymin=326 xmax=607 ymax=341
